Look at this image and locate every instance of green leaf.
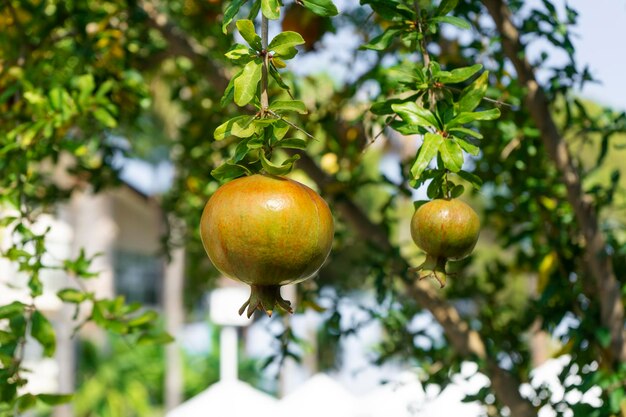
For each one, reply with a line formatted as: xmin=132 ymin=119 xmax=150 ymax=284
xmin=234 ymin=59 xmax=262 ymax=106
xmin=17 ymin=394 xmax=37 ymax=412
xmin=360 ymin=27 xmax=402 ymax=51
xmin=95 ymin=80 xmax=114 ymax=99
xmin=269 ymin=100 xmax=307 ymax=114
xmin=455 ymin=136 xmax=480 ymax=155
xmin=427 ymin=173 xmax=445 ymax=199
xmin=128 ymin=310 xmax=158 ymax=327
xmin=448 ymin=108 xmax=501 ymax=127
xmin=431 ymin=15 xmax=471 ymax=30
xmin=63 ymin=249 xmax=99 ymax=278
xmin=247 ymin=136 xmax=265 ymax=149
xmin=609 ymin=387 xmax=624 ymax=413
xmin=31 ymin=311 xmax=56 ymax=357
xmin=301 ymin=0 xmax=338 ymax=16
xmin=48 ymin=87 xmax=68 ymax=111
xmin=93 ymin=108 xmax=117 ymax=128
xmin=137 ymin=331 xmax=174 ymax=345
xmin=439 ymin=139 xmax=464 ymax=172
xmin=73 ymin=74 xmax=95 ymax=105
xmin=211 ymin=163 xmax=250 ymax=183
xmin=269 ymin=32 xmax=305 ymax=59
xmin=413 ymin=200 xmax=429 ymax=210
xmin=0 ymin=83 xmax=19 ymax=104
xmin=0 ymin=330 xmax=16 ymax=344
xmin=269 ymin=63 xmax=291 ymax=90
xmin=214 ymin=116 xmax=257 ymax=140
xmin=37 ymin=394 xmax=73 ymax=406
xmin=392 ymin=102 xmax=439 ymax=129
xmin=436 ymin=0 xmax=458 ymax=16
xmin=275 ymin=138 xmax=308 ymax=150
xmin=29 ymin=274 xmax=43 ymax=297
xmin=390 ymin=120 xmax=422 ymax=136
xmin=435 ymin=64 xmax=482 ymax=84
xmin=0 ymin=301 xmax=25 ymax=319
xmin=457 ymin=170 xmax=483 ymax=189
xmin=260 ymin=153 xmax=300 ymax=175
xmin=410 ymin=133 xmax=445 ymax=180
xmin=221 ymin=68 xmax=242 ymax=106
xmin=57 ymin=288 xmax=87 ymax=303
xmin=225 ymin=44 xmax=254 ymax=62
xmin=449 ymin=127 xmax=483 ymax=139
xmin=236 ymin=20 xmax=262 ymax=50
xmin=272 ymin=121 xmax=290 ymax=139
xmin=222 ymin=0 xmax=248 ymax=33
xmin=370 ymin=95 xmax=419 ymax=115
xmin=261 ymin=0 xmax=280 ymax=19
xmin=248 ymin=0 xmax=262 ymax=19
xmin=450 ymin=184 xmax=465 ymax=198
xmin=362 ymin=0 xmax=412 ymax=19
xmin=233 ymin=138 xmax=252 ymax=162
xmin=458 ymin=71 xmax=488 ymax=113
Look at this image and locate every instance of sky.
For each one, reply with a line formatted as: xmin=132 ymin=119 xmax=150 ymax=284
xmin=554 ymin=0 xmax=626 ymax=111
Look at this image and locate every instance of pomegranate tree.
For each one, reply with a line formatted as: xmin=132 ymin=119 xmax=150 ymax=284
xmin=410 ymin=198 xmax=480 ymax=288
xmin=201 ymin=174 xmax=334 ymax=317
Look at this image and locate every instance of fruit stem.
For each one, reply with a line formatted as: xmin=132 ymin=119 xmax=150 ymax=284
xmin=409 ymin=253 xmax=448 ymax=288
xmin=260 ymin=14 xmax=270 ymax=112
xmin=238 ymin=284 xmax=293 ymax=318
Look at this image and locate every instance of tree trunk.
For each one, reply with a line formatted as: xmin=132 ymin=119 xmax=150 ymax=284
xmin=480 ymin=0 xmax=626 ymax=366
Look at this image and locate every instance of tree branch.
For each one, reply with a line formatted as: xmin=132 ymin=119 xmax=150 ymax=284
xmin=480 ymin=0 xmax=626 ymax=365
xmin=291 ymin=150 xmax=537 ymax=417
xmin=260 ymin=15 xmax=270 ymax=111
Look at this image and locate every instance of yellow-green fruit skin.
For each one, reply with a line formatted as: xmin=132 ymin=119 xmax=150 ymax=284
xmin=411 ymin=199 xmax=480 ymax=260
xmin=200 ymin=174 xmax=334 ymax=287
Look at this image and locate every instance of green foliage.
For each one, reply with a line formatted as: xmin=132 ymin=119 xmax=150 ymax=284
xmin=72 ymin=331 xmax=268 ymax=417
xmin=212 ymin=16 xmax=310 ymax=182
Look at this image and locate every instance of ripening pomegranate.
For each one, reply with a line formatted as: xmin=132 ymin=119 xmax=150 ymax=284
xmin=410 ymin=198 xmax=480 ymax=287
xmin=200 ymin=174 xmax=334 ymax=317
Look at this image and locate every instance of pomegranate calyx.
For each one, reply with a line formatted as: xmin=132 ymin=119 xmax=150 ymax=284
xmin=409 ymin=254 xmax=448 ymax=288
xmin=238 ymin=285 xmax=293 ymax=318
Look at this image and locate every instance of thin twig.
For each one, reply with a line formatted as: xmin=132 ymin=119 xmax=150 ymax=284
xmin=267 ymin=110 xmax=317 ymax=141
xmin=414 ymin=1 xmax=431 ymax=70
xmin=260 ymin=15 xmax=270 ymax=111
xmin=362 ymin=114 xmax=398 ymax=153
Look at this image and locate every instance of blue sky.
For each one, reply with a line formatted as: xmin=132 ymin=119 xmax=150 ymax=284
xmin=568 ymin=0 xmax=626 ymax=110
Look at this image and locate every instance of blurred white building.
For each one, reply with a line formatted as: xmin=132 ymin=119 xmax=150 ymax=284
xmin=0 ymin=158 xmax=176 ymax=416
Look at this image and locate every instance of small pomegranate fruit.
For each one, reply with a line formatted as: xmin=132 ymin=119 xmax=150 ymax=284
xmin=410 ymin=198 xmax=480 ymax=287
xmin=200 ymin=174 xmax=334 ymax=317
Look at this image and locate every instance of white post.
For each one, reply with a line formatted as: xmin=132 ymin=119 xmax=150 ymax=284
xmin=164 ymin=243 xmax=185 ymax=410
xmin=220 ymin=326 xmax=238 ymax=381
xmin=210 ymin=286 xmax=252 ymax=383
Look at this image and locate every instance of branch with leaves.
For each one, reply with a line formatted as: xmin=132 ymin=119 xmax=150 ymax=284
xmin=211 ymin=0 xmax=338 ymax=182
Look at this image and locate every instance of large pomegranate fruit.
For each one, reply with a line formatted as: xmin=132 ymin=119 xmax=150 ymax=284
xmin=200 ymin=174 xmax=334 ymax=317
xmin=410 ymin=198 xmax=480 ymax=287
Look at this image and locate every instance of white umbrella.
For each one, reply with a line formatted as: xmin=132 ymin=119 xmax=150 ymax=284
xmin=356 ymin=372 xmax=426 ymax=417
xmin=166 ymin=380 xmax=278 ymax=417
xmin=278 ymin=373 xmax=359 ymax=417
